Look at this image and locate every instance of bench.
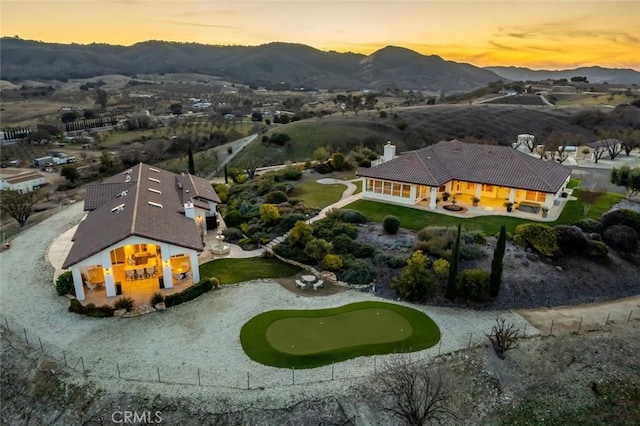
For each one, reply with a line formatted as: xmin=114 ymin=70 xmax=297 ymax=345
xmin=517 ymin=201 xmax=541 ymax=213
xmin=295 ymin=280 xmax=306 ymax=290
xmin=312 ymin=280 xmax=324 ymax=291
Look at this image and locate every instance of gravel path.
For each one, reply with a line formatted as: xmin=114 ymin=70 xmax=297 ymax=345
xmin=0 ymin=203 xmax=531 ymax=406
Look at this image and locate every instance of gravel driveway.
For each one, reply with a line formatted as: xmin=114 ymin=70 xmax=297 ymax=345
xmin=0 ymin=203 xmax=532 ymax=406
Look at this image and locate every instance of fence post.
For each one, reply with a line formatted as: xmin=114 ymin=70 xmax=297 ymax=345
xmin=549 ymin=320 xmax=554 ymax=336
xmin=38 ymin=337 xmax=44 ymax=353
xmin=4 ymin=316 xmax=8 ymax=330
xmin=80 ymin=357 xmax=85 ymax=374
xmin=522 ymin=323 xmax=527 ymax=337
xmin=374 ymin=357 xmax=377 ymax=375
xmin=23 ymin=328 xmax=29 ymax=345
xmin=438 ymin=335 xmax=442 ymax=356
xmin=467 ymin=333 xmax=472 ymax=350
xmin=292 ymin=367 xmax=295 ymax=385
xmin=246 ymin=372 xmax=249 ymax=390
xmin=331 ymin=362 xmax=334 ymax=381
xmin=63 ymin=351 xmax=67 ymax=367
xmin=156 ymin=366 xmax=161 ymax=383
xmin=628 ymin=310 xmax=633 ymax=323
xmin=578 ymin=316 xmax=583 ymax=332
xmin=117 ymin=363 xmax=121 ymax=379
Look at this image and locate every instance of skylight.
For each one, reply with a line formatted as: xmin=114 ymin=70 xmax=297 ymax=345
xmin=148 ymin=201 xmax=163 ymax=208
xmin=148 ymin=188 xmax=162 ymax=194
xmin=148 ymin=177 xmax=161 ymax=183
xmin=148 ymin=167 xmax=160 ymax=173
xmin=111 ymin=204 xmax=125 ymax=213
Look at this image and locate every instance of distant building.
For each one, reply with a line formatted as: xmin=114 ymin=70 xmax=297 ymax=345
xmin=0 ymin=171 xmax=46 ymax=193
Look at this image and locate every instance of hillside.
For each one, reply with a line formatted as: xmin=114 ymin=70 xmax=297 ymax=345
xmin=231 ymin=104 xmax=599 ymax=167
xmin=486 ymin=65 xmax=640 ymax=85
xmin=0 ymin=38 xmax=503 ymax=91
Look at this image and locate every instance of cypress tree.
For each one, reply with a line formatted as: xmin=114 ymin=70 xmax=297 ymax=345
xmin=446 ymin=224 xmax=462 ymax=299
xmin=490 ymin=224 xmax=507 ymax=297
xmin=188 ymin=145 xmax=195 ymax=175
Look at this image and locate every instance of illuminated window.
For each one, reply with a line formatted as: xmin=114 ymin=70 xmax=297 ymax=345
xmin=383 ymin=181 xmax=392 ymax=195
xmin=467 ymin=183 xmax=476 ymax=190
xmin=392 ymin=183 xmax=401 ymax=197
xmin=402 ymin=184 xmax=411 ymax=198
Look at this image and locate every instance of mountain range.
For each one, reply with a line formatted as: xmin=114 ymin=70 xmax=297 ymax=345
xmin=1 ymin=38 xmax=638 ymax=90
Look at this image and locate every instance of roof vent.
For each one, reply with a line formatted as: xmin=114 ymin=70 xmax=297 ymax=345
xmin=123 ymin=169 xmax=132 ymax=175
xmin=148 ymin=201 xmax=163 ymax=208
xmin=124 ymin=175 xmax=132 ymax=183
xmin=116 ymin=190 xmax=128 ymax=198
xmin=177 ymin=183 xmax=183 ymax=189
xmin=111 ymin=204 xmax=125 ymax=213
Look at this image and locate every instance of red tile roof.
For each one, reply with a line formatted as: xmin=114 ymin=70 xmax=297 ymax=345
xmin=357 ymin=140 xmax=571 ymax=193
xmin=63 ymin=163 xmax=219 ymax=268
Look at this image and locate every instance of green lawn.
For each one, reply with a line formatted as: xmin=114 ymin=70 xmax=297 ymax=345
xmin=290 ymin=180 xmax=347 ymax=208
xmin=346 ymin=190 xmax=624 ymax=235
xmin=240 ymin=301 xmax=441 ymax=368
xmin=199 ymin=257 xmax=301 ymax=284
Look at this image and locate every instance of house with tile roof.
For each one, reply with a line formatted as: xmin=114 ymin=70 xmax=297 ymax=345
xmin=62 ymin=163 xmax=220 ymax=302
xmin=357 ymin=140 xmax=571 ymax=211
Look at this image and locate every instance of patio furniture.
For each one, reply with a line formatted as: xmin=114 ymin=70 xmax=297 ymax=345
xmin=125 ymin=270 xmax=135 ymax=281
xmin=312 ymin=280 xmax=324 ymax=291
xmin=146 ymin=267 xmax=155 ymax=278
xmin=295 ymin=280 xmax=307 ymax=290
xmin=301 ymin=274 xmax=316 ymax=284
xmin=517 ymin=201 xmax=541 ymax=214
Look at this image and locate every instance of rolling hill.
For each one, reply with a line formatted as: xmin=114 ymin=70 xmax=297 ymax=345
xmin=486 ymin=66 xmax=640 ymax=85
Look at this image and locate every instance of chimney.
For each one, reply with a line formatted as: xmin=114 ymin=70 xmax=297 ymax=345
xmin=383 ymin=141 xmax=396 ymax=162
xmin=183 ymin=201 xmax=195 ymax=220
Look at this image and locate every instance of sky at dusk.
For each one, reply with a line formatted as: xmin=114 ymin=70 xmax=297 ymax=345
xmin=1 ymin=0 xmax=639 ymax=70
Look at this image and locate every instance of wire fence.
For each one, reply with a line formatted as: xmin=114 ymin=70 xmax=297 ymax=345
xmin=1 ymin=309 xmax=636 ymax=391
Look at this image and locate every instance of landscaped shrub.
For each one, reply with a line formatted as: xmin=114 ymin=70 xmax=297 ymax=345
xmin=150 ymin=292 xmax=165 ymax=305
xmin=573 ymin=218 xmax=602 ymax=233
xmin=416 ymin=237 xmax=452 ymax=260
xmin=382 ymin=215 xmax=400 ymax=234
xmin=602 ymin=225 xmax=638 ymax=253
xmin=265 ymin=190 xmax=288 ymax=204
xmin=114 ymin=297 xmax=134 ymax=311
xmin=330 ymin=234 xmax=356 ymax=254
xmin=514 ymin=223 xmax=559 ymax=257
xmin=353 ymin=243 xmax=376 ymax=258
xmin=462 ymin=230 xmax=487 ymax=245
xmin=554 ymin=225 xmax=589 ymax=256
xmin=456 ymin=268 xmax=491 ymax=302
xmin=586 ymin=240 xmax=609 ymax=258
xmin=339 ymin=260 xmax=374 ymax=284
xmin=340 ymin=209 xmax=368 ymax=224
xmin=274 ymin=241 xmax=313 ymax=263
xmin=223 ymin=227 xmax=243 ymax=242
xmin=387 ymin=255 xmax=407 ymax=269
xmin=321 ymin=254 xmax=344 ymax=271
xmin=460 ymin=244 xmax=484 ymax=260
xmin=68 ymin=299 xmax=115 ymax=317
xmin=432 ymin=258 xmax=449 ymax=281
xmin=209 ymin=277 xmax=220 ymax=289
xmin=283 ymin=166 xmax=302 ymax=181
xmin=287 ymin=220 xmax=314 ymax=246
xmin=391 ymin=251 xmax=436 ymax=302
xmin=260 ymin=203 xmax=280 ymax=224
xmin=313 ymin=218 xmax=357 ymax=240
xmin=55 ymin=271 xmax=75 ymax=296
xmin=164 ymin=279 xmax=213 ymax=307
xmin=224 ymin=210 xmax=244 ymax=227
xmin=314 ymin=162 xmax=333 ymax=174
xmin=599 ymin=209 xmax=640 ymax=233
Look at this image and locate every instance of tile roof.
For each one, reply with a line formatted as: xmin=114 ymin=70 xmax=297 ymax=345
xmin=357 ymin=140 xmax=571 ymax=193
xmin=586 ymin=139 xmax=622 ymax=149
xmin=3 ymin=172 xmax=45 ymax=184
xmin=63 ymin=163 xmax=219 ymax=268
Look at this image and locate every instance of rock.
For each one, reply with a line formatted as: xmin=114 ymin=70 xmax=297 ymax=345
xmin=555 ymin=266 xmax=563 ymax=272
xmin=155 ymin=302 xmax=166 ymax=311
xmin=526 ymin=253 xmax=539 ymax=262
xmin=114 ymin=309 xmax=127 ymax=317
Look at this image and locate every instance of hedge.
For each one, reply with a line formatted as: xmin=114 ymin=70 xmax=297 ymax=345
xmin=164 ymin=279 xmax=214 ymax=307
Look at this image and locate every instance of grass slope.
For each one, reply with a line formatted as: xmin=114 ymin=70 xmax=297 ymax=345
xmin=199 ymin=257 xmax=301 ymax=284
xmin=240 ymin=301 xmax=441 ymax=368
xmin=289 ymin=180 xmax=347 ymax=208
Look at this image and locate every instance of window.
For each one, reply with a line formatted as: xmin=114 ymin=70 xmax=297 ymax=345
xmin=374 ymin=180 xmax=382 ymax=193
xmin=439 ymin=185 xmax=446 ymax=192
xmin=467 ymin=183 xmax=476 ymax=190
xmin=366 ymin=179 xmax=374 ymax=191
xmin=482 ymin=184 xmax=494 ymax=192
xmin=402 ymin=184 xmax=410 ymax=198
xmin=392 ymin=183 xmax=401 ymax=197
xmin=110 ymin=247 xmax=125 ymax=264
xmin=383 ymin=181 xmax=392 ymax=195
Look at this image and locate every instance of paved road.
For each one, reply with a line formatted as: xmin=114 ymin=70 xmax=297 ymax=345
xmin=206 ymin=133 xmax=259 ymax=179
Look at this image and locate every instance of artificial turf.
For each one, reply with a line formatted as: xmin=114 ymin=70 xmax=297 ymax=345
xmin=240 ymin=301 xmax=441 ymax=368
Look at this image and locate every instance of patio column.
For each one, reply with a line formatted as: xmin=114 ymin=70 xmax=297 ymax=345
xmin=410 ymin=184 xmax=417 ymax=202
xmin=101 ymin=252 xmax=116 ymax=297
xmin=72 ymin=267 xmax=85 ymax=301
xmin=429 ymin=187 xmax=438 ymax=209
xmin=475 ymin=184 xmax=482 ymax=200
xmin=189 ymin=252 xmax=200 ymax=283
xmin=543 ymin=193 xmax=554 ymax=210
xmin=162 ymin=259 xmax=174 ymax=289
xmin=509 ymin=188 xmax=516 ymax=203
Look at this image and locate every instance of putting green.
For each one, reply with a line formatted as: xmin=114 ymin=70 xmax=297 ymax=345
xmin=240 ymin=301 xmax=441 ymax=368
xmin=266 ymin=308 xmax=412 ymax=355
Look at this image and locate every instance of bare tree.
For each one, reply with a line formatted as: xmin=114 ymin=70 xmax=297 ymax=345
xmin=376 ymin=355 xmax=457 ymax=425
xmin=0 ymin=189 xmax=38 ymax=227
xmin=244 ymin=157 xmax=261 ymax=179
xmin=486 ymin=316 xmax=520 ymax=360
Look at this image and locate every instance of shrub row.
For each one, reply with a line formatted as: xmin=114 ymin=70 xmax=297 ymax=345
xmin=164 ymin=279 xmax=214 ymax=307
xmin=69 ymin=299 xmax=115 ymax=317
